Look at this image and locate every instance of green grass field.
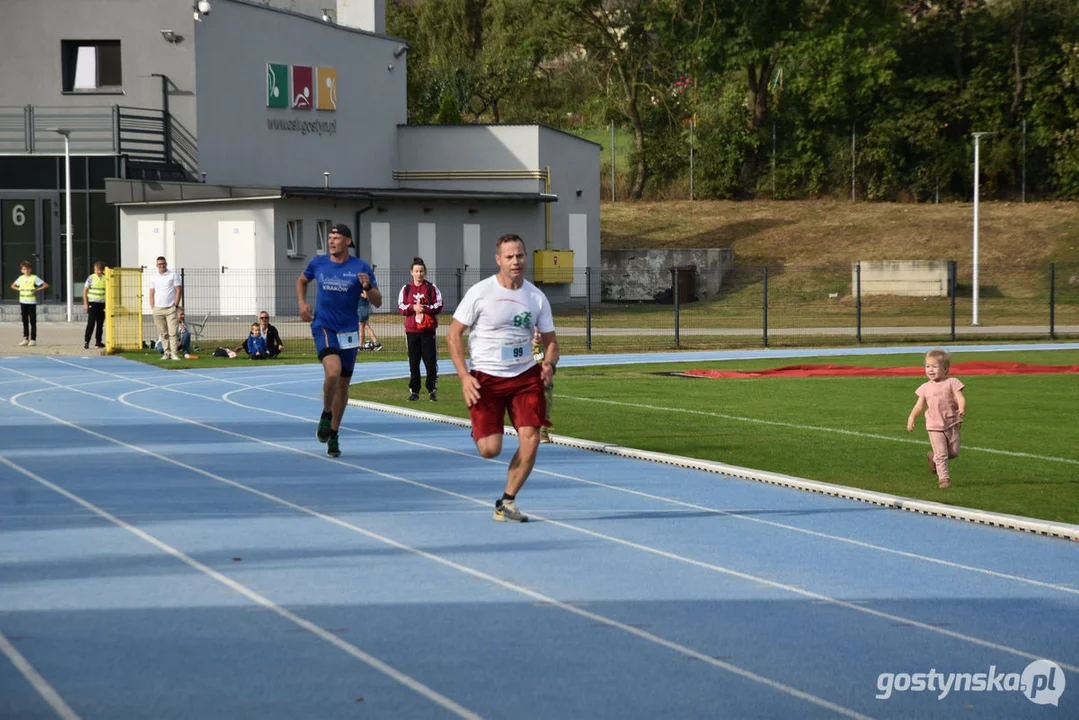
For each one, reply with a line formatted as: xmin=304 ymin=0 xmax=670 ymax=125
xmin=352 ymin=348 xmax=1079 ymax=525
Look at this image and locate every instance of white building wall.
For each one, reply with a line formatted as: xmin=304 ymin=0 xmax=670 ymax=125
xmin=195 ymin=0 xmax=406 ymax=187
xmin=119 ymin=201 xmax=276 ymax=316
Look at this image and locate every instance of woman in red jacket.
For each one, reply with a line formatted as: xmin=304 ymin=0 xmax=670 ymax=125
xmin=398 ymin=257 xmax=443 ymax=401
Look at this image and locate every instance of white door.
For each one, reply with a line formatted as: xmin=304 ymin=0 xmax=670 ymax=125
xmin=418 ymin=223 xmax=436 ymax=271
xmin=463 ymin=223 xmax=480 ymax=283
xmin=569 ymin=213 xmax=588 ymax=297
xmin=219 ymin=221 xmax=257 ymax=316
xmin=137 ymin=220 xmax=175 ymax=313
xmin=370 ymin=222 xmax=391 ymax=312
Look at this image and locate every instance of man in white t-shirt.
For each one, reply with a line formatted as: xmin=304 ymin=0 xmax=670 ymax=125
xmin=447 ymin=233 xmax=559 ymax=523
xmin=148 ymin=256 xmax=183 ymax=360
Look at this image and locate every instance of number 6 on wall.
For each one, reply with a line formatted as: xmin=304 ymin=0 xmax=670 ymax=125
xmin=12 ymin=204 xmax=26 ymax=226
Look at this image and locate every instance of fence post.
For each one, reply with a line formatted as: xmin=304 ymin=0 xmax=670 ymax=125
xmin=585 ymin=267 xmax=592 ymax=351
xmin=855 ymin=262 xmax=862 ymax=343
xmin=455 ymin=267 xmax=462 ymax=307
xmin=1049 ymin=262 xmax=1056 ymax=340
xmin=948 ymin=260 xmax=957 ymax=342
xmin=180 ymin=268 xmax=185 ymax=309
xmin=762 ymin=266 xmax=769 ymax=348
xmin=673 ymin=267 xmax=681 ymax=348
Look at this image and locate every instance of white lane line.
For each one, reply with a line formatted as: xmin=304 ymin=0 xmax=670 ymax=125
xmin=6 ymin=395 xmax=872 ymax=720
xmin=0 ymin=365 xmax=115 ymax=401
xmin=225 ymin=389 xmax=1079 ymax=598
xmin=560 ymin=394 xmax=1079 ymax=466
xmin=0 ymin=452 xmax=484 ymax=720
xmin=108 ymin=385 xmax=1079 ymax=675
xmin=0 ymin=628 xmax=82 ymax=720
xmin=19 ymin=360 xmax=1079 ymax=596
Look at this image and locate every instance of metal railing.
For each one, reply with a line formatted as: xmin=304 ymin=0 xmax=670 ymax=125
xmin=145 ymin=263 xmax=1077 ymax=355
xmin=0 ymin=104 xmax=198 ymax=178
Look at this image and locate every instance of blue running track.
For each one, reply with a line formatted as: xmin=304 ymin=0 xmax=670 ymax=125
xmin=1 ymin=347 xmax=1076 ymax=719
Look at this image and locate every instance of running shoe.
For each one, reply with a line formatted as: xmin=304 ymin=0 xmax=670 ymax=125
xmin=493 ymin=499 xmax=528 ymax=523
xmin=327 ymin=435 xmax=341 ymax=457
xmin=317 ymin=413 xmax=333 ymax=443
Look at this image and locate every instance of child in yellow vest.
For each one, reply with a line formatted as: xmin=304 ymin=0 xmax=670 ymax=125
xmin=10 ymin=261 xmax=48 ymax=347
xmin=532 ymin=327 xmax=553 ymax=443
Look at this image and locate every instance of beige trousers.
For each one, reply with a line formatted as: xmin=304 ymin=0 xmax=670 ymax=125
xmin=153 ymin=306 xmax=179 ymax=357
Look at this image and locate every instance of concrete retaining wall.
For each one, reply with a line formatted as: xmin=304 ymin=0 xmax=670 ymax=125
xmin=854 ymin=260 xmax=950 ymax=297
xmin=602 ymin=249 xmax=734 ymax=302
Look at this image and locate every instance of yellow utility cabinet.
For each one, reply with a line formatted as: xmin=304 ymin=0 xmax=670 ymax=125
xmin=533 ymin=250 xmax=574 ymax=284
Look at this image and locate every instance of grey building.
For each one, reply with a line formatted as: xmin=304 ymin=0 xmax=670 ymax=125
xmin=0 ymin=0 xmax=600 ymax=316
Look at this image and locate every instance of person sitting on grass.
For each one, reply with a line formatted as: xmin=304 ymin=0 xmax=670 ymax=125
xmin=244 ymin=322 xmax=270 ymax=360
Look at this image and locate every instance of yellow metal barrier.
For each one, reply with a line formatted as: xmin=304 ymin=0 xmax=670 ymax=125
xmin=105 ymin=267 xmax=144 ymax=353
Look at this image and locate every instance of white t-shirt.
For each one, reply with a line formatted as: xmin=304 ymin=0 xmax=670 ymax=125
xmin=453 ymin=275 xmax=555 ymax=377
xmin=148 ymin=270 xmax=182 ymax=308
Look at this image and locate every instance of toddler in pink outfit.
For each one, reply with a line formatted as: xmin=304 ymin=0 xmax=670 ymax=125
xmin=907 ymin=349 xmax=967 ymax=488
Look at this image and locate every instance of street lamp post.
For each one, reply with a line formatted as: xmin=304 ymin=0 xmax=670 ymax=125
xmin=52 ymin=128 xmax=74 ymax=322
xmin=971 ymin=132 xmax=994 ymax=327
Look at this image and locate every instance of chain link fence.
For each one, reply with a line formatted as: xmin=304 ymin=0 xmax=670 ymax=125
xmin=157 ymin=263 xmax=1078 ymax=355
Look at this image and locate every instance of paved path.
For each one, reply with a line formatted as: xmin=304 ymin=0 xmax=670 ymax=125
xmin=0 ymin=321 xmax=101 ymax=357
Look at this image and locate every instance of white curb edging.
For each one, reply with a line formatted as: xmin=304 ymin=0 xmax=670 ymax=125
xmin=349 ymin=399 xmax=1079 ymax=543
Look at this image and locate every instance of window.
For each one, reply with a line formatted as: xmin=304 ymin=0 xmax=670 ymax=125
xmin=62 ymin=40 xmax=122 ymax=92
xmin=315 ymin=220 xmax=331 ymax=255
xmin=287 ymin=219 xmax=303 ymax=257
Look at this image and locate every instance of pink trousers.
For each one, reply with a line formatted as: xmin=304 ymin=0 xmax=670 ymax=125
xmin=928 ymin=426 xmax=961 ymax=480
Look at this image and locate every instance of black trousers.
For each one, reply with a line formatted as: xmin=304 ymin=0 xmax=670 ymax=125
xmin=20 ymin=304 xmax=37 ymax=340
xmin=85 ymin=301 xmax=106 ymax=344
xmin=406 ymin=332 xmax=438 ymax=393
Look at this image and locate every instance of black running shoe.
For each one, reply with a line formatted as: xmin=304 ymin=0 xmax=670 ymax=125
xmin=317 ymin=413 xmax=332 ymax=443
xmin=327 ymin=435 xmax=341 ymax=457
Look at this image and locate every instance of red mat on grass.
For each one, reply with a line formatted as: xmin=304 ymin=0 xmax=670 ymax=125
xmin=681 ymin=361 xmax=1079 ymax=379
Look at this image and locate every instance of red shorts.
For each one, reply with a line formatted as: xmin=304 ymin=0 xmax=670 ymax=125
xmin=468 ymin=364 xmax=548 ymax=440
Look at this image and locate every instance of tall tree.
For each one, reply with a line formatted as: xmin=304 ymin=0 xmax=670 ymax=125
xmin=547 ymin=0 xmax=679 ymax=199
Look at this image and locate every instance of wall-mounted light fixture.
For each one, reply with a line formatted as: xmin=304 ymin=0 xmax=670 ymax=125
xmin=576 ymin=188 xmax=583 ymax=197
xmin=467 ymin=208 xmax=478 ymax=215
xmin=193 ymin=0 xmax=213 ymax=21
xmin=323 ymin=171 xmax=330 ymax=189
xmin=160 ymin=29 xmax=183 ymax=44
xmin=321 ymin=8 xmax=334 ymax=22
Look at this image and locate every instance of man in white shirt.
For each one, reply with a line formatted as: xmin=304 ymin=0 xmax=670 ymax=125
xmin=148 ymin=256 xmax=183 ymax=360
xmin=447 ymin=234 xmax=559 ymax=523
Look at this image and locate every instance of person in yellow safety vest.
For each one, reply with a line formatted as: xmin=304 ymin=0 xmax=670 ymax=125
xmin=10 ymin=260 xmax=48 ymax=347
xmin=83 ymin=261 xmax=108 ymax=350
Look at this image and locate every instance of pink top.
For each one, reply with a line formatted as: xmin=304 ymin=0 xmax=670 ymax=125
xmin=916 ymin=377 xmax=965 ymax=430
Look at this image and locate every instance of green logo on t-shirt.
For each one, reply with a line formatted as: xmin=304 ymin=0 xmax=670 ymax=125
xmin=513 ymin=311 xmax=532 ymax=327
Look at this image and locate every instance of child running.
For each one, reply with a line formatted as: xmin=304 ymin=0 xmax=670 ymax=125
xmin=906 ymin=348 xmax=966 ymax=488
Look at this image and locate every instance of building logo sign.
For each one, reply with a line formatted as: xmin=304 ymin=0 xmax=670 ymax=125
xmin=267 ymin=62 xmax=337 ymax=135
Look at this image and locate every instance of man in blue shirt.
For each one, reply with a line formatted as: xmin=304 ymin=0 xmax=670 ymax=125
xmin=296 ymin=224 xmax=382 ymax=457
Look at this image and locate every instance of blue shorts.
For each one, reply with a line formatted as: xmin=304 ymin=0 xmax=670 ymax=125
xmin=313 ymin=326 xmax=358 ymax=378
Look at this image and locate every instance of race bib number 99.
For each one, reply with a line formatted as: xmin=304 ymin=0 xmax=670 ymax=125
xmin=501 ymin=344 xmax=527 ymax=361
